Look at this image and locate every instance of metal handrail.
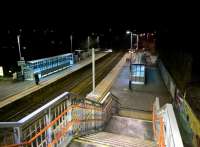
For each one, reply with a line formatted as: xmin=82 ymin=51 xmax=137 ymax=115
xmin=1 ymin=91 xmax=114 ymax=147
xmin=153 ymin=98 xmax=183 ymax=147
xmin=153 ymin=101 xmax=165 ymax=147
xmin=159 ymin=117 xmax=165 ymax=147
xmin=4 ymin=104 xmax=102 ymax=146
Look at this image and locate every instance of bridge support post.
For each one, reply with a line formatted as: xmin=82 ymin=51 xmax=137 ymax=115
xmin=46 ymin=107 xmax=52 ymax=144
xmin=13 ymin=127 xmax=22 ymax=144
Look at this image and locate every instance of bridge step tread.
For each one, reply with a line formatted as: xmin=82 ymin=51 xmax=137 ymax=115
xmin=104 ymin=115 xmax=154 ymax=141
xmin=118 ymin=108 xmax=152 ymax=121
xmin=75 ymin=131 xmax=156 ymax=147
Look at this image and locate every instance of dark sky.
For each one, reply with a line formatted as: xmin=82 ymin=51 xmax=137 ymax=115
xmin=0 ymin=23 xmax=158 ymax=63
xmin=0 ymin=2 xmax=199 ymax=70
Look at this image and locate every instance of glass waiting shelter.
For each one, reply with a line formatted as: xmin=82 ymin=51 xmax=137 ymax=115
xmin=130 ymin=64 xmax=146 ymax=85
xmin=23 ymin=53 xmax=74 ymax=80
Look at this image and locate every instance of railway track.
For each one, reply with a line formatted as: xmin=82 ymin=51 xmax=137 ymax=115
xmin=0 ymin=52 xmax=124 ymax=121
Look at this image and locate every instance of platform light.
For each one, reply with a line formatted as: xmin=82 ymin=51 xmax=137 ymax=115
xmin=126 ymin=30 xmax=132 ymax=49
xmin=126 ymin=30 xmax=131 ymax=34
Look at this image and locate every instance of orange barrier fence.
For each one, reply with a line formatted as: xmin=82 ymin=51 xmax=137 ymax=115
xmin=153 ymin=98 xmax=183 ymax=147
xmin=1 ymin=91 xmax=116 ymax=147
xmin=153 ymin=100 xmax=165 ymax=147
xmin=5 ymin=102 xmax=103 ymax=147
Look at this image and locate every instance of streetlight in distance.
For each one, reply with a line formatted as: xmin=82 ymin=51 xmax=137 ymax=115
xmin=17 ymin=35 xmax=22 ymax=60
xmin=70 ymin=34 xmax=73 ymax=53
xmin=126 ymin=30 xmax=139 ymax=50
xmin=136 ymin=34 xmax=139 ymax=50
xmin=17 ymin=34 xmax=25 ymax=78
xmin=126 ymin=30 xmax=133 ymax=49
xmin=88 ymin=36 xmax=90 ymax=51
xmin=96 ymin=36 xmax=100 ymax=49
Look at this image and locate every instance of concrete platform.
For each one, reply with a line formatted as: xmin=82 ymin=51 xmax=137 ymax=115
xmin=70 ymin=51 xmax=168 ymax=147
xmin=86 ymin=53 xmax=128 ymax=102
xmin=111 ymin=62 xmax=171 ymax=112
xmin=87 ymin=51 xmax=170 ymax=112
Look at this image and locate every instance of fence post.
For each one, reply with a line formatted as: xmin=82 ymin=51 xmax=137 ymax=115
xmin=13 ymin=127 xmax=22 ymax=144
xmin=46 ymin=107 xmax=52 ymax=144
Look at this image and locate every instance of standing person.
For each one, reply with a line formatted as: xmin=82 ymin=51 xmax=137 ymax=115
xmin=34 ymin=73 xmax=39 ymax=85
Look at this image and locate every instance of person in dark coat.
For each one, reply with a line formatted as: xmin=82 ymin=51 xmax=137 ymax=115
xmin=34 ymin=73 xmax=39 ymax=85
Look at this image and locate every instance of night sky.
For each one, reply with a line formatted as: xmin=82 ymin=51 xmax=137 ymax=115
xmin=0 ymin=3 xmax=199 ymax=78
xmin=0 ymin=23 xmax=157 ymax=63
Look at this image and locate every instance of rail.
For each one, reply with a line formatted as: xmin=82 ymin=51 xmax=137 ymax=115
xmin=0 ymin=91 xmax=115 ymax=147
xmin=153 ymin=97 xmax=183 ymax=147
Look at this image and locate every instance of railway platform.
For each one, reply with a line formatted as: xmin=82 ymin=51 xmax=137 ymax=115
xmin=0 ymin=52 xmax=108 ymax=108
xmin=0 ymin=51 xmax=183 ymax=147
xmin=87 ymin=51 xmax=170 ymax=112
xmin=71 ymin=51 xmax=183 ymax=147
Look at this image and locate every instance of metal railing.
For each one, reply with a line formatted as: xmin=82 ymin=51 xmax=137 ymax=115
xmin=153 ymin=97 xmax=183 ymax=147
xmin=0 ymin=92 xmax=115 ymax=147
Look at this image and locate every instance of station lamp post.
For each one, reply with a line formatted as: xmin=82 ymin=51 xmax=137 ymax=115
xmin=96 ymin=36 xmax=100 ymax=49
xmin=88 ymin=36 xmax=90 ymax=51
xmin=126 ymin=30 xmax=133 ymax=49
xmin=136 ymin=34 xmax=139 ymax=50
xmin=17 ymin=35 xmax=22 ymax=60
xmin=126 ymin=30 xmax=139 ymax=50
xmin=92 ymin=48 xmax=95 ymax=94
xmin=17 ymin=34 xmax=25 ymax=78
xmin=70 ymin=34 xmax=73 ymax=53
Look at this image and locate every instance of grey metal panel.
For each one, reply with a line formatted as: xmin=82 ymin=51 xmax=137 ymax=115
xmin=0 ymin=122 xmax=22 ymax=128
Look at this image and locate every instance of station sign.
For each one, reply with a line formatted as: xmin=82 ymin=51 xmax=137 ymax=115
xmin=17 ymin=60 xmax=26 ymax=66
